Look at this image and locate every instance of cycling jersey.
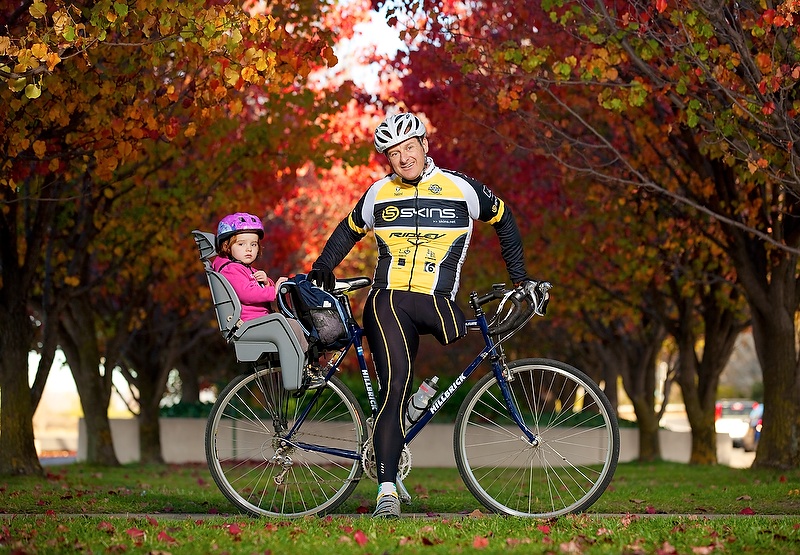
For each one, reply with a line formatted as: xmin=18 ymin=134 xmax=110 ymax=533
xmin=312 ymin=155 xmax=530 ymax=486
xmin=315 ymin=157 xmax=528 ymax=299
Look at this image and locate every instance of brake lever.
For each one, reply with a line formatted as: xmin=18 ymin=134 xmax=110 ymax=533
xmin=531 ymin=281 xmax=553 ymax=316
xmin=522 ymin=280 xmax=552 ymax=316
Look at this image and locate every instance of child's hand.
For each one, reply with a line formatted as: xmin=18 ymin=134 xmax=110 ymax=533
xmin=252 ymin=270 xmax=268 ymax=284
xmin=275 ymin=276 xmax=288 ymax=289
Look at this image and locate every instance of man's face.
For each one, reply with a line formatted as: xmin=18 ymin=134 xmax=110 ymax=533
xmin=385 ymin=136 xmax=428 ymax=181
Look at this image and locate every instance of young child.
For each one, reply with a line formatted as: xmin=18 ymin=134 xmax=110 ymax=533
xmin=213 ymin=212 xmax=309 ymax=355
xmin=213 ymin=212 xmax=285 ymax=321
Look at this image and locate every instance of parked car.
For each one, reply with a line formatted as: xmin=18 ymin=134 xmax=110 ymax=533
xmin=742 ymin=402 xmax=763 ymax=453
xmin=715 ymin=398 xmax=758 ymax=448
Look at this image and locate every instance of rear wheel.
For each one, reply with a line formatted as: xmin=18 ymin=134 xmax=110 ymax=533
xmin=206 ymin=368 xmax=366 ymax=517
xmin=454 ymin=358 xmax=619 ymax=518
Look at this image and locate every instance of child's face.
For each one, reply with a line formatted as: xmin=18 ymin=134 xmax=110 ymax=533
xmin=229 ymin=232 xmax=261 ymax=264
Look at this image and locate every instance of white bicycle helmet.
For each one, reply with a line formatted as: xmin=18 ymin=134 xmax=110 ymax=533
xmin=373 ymin=113 xmax=427 ymax=153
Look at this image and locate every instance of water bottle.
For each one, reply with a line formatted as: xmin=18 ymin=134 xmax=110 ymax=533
xmin=404 ymin=376 xmax=439 ymax=429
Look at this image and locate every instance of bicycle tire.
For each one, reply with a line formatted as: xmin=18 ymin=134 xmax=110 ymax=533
xmin=206 ymin=369 xmax=367 ymax=517
xmin=454 ymin=358 xmax=619 ymax=518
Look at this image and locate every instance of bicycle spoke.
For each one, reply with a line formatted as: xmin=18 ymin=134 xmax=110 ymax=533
xmin=455 ymin=358 xmax=619 ymax=518
xmin=206 ymin=372 xmax=366 ymax=517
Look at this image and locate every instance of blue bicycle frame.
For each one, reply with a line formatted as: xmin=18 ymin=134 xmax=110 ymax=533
xmin=282 ymin=290 xmax=537 ymax=461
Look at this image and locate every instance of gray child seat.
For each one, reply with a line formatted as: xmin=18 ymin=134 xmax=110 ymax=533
xmin=191 ymin=230 xmax=305 ymax=390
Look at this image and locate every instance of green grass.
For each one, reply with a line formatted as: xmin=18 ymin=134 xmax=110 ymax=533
xmin=1 ymin=462 xmax=798 ymax=554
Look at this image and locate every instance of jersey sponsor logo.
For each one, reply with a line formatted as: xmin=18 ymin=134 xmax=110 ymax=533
xmin=428 ymin=184 xmax=443 ymax=195
xmin=388 ymin=231 xmax=447 ymax=246
xmin=382 ymin=205 xmax=401 ymax=222
xmin=382 ymin=206 xmax=458 ymax=220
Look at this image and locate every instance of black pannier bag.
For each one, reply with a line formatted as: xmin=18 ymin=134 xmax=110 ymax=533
xmin=278 ymin=274 xmax=351 ymax=350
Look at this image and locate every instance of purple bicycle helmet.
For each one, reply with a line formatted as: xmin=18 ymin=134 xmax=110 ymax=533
xmin=216 ymin=212 xmax=264 ymax=249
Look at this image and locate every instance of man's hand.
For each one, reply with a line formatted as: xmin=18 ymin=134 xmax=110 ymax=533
xmin=308 ymin=265 xmax=336 ymax=291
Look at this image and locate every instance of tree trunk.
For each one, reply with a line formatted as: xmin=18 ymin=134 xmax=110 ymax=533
xmin=729 ymin=233 xmax=800 ymax=469
xmin=672 ymin=290 xmax=744 ymax=465
xmin=135 ymin=359 xmax=167 ymax=464
xmin=598 ymin=316 xmax=666 ymax=461
xmin=632 ymin=396 xmax=661 ymax=461
xmin=0 ymin=323 xmax=43 ymax=476
xmin=749 ymin=300 xmax=800 ymax=469
xmin=60 ymin=298 xmax=119 ymax=466
xmin=0 ymin=201 xmax=51 ymax=476
xmin=139 ymin=413 xmax=164 ymax=464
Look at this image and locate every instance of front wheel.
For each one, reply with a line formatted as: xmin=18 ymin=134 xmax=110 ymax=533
xmin=454 ymin=358 xmax=619 ymax=518
xmin=206 ymin=369 xmax=367 ymax=517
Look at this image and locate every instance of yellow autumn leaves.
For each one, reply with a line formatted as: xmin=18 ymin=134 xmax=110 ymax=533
xmin=1 ymin=1 xmax=65 ymax=98
xmin=2 ymin=3 xmax=282 ymax=98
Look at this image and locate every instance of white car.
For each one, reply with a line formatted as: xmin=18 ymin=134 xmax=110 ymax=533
xmin=715 ymin=399 xmax=758 ymax=448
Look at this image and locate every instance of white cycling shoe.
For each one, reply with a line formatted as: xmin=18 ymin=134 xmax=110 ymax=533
xmin=372 ymin=493 xmax=401 ymax=518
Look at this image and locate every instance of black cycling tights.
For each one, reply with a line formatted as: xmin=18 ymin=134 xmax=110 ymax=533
xmin=363 ymin=288 xmax=466 ymax=484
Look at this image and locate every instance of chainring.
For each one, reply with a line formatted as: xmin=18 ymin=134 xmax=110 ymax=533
xmin=361 ymin=439 xmax=412 ymax=482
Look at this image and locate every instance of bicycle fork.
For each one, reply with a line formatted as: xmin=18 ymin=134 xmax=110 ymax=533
xmin=494 ymin=355 xmax=540 ymax=447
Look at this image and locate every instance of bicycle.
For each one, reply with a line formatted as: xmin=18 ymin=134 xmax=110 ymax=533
xmin=201 ymin=263 xmax=620 ymax=519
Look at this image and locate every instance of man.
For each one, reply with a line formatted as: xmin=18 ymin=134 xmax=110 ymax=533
xmin=308 ymin=112 xmax=534 ymax=517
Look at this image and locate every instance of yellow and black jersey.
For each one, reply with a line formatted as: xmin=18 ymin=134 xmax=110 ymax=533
xmin=315 ymin=158 xmax=529 ymax=300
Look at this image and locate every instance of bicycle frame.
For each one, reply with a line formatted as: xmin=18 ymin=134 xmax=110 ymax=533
xmin=281 ymin=289 xmax=536 ymax=462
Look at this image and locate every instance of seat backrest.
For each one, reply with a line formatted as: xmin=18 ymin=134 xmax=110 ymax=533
xmin=192 ymin=230 xmax=243 ymax=339
xmin=206 ymin=269 xmax=244 ymax=339
xmin=192 ymin=230 xmax=217 ymax=263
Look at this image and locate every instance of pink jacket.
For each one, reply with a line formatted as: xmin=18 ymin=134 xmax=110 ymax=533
xmin=212 ymin=256 xmax=278 ymax=321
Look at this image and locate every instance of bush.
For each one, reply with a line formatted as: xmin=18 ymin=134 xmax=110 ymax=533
xmin=159 ymin=401 xmax=215 ymax=418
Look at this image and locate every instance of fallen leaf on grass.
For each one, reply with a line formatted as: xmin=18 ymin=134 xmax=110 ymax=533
xmin=691 ymin=544 xmax=721 ymax=554
xmin=97 ymin=521 xmax=115 ymax=534
xmin=739 ymin=507 xmax=755 ymax=515
xmin=620 ymin=514 xmax=639 ymax=527
xmin=126 ymin=527 xmax=145 ymax=539
xmin=559 ymin=539 xmax=584 ymax=553
xmin=655 ymin=541 xmax=678 ymax=554
xmin=157 ymin=530 xmax=177 ymax=544
xmin=353 ymin=530 xmax=368 ymax=546
xmin=472 ymin=535 xmax=489 ymax=548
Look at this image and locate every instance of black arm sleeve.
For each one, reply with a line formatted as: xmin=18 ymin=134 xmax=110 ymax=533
xmin=313 ymin=217 xmax=364 ymax=271
xmin=493 ymin=207 xmax=530 ymax=284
